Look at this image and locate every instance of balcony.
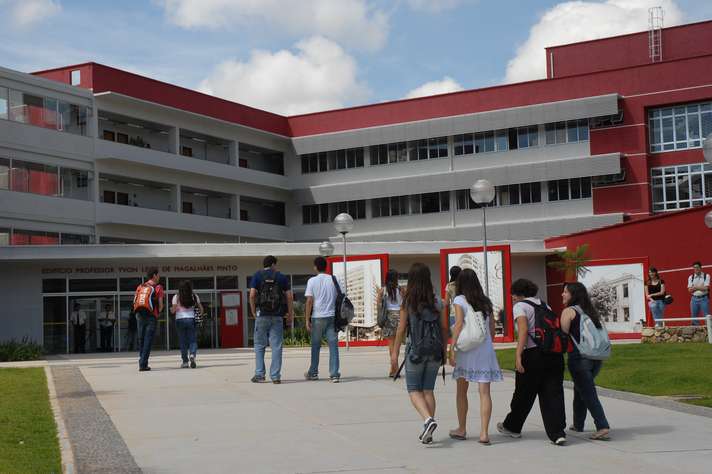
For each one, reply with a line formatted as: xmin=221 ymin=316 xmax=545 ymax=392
xmin=182 ymin=187 xmax=235 ymax=219
xmin=240 ymin=196 xmax=286 ymax=226
xmin=99 ymin=174 xmax=175 ymax=212
xmin=180 ymin=129 xmax=234 ymax=165
xmin=239 ymin=142 xmax=284 ymax=175
xmin=98 ymin=111 xmax=172 ymax=153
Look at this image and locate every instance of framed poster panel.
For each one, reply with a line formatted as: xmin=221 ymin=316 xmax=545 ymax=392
xmin=439 ymin=245 xmax=513 ymax=342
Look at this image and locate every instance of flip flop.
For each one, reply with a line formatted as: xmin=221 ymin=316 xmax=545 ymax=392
xmin=478 ymin=439 xmax=491 ymax=445
xmin=590 ymin=430 xmax=611 ymax=441
xmin=449 ymin=430 xmax=467 ymax=440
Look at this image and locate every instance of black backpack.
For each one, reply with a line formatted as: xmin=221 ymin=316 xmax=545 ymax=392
xmin=407 ymin=306 xmax=445 ymax=363
xmin=331 ymin=275 xmax=355 ymax=331
xmin=521 ymin=300 xmax=571 ymax=354
xmin=257 ymin=270 xmax=284 ymax=314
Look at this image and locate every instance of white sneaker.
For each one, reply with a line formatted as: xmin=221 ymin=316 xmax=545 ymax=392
xmin=421 ymin=418 xmax=438 ymax=444
xmin=554 ymin=437 xmax=567 ymax=446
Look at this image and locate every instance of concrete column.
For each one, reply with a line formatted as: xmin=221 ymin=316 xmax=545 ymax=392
xmin=231 ymin=194 xmax=239 ymax=220
xmin=173 ymin=184 xmax=181 ymax=213
xmin=89 ymin=102 xmax=99 ymax=139
xmin=450 ymin=190 xmax=457 ymax=228
xmin=363 ymin=146 xmax=371 ymax=167
xmin=229 ymin=140 xmax=238 ymax=166
xmin=168 ymin=127 xmax=180 ymax=155
xmin=448 ymin=135 xmax=455 ymax=171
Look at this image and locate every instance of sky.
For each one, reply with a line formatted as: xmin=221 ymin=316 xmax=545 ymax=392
xmin=1 ymin=0 xmax=712 ymax=116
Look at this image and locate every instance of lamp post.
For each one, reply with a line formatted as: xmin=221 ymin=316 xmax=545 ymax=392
xmin=471 ymin=179 xmax=496 ymax=297
xmin=334 ymin=213 xmax=354 ymax=349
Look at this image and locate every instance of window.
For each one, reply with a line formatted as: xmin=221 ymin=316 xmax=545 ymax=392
xmin=60 ymin=168 xmax=90 ymax=200
xmin=11 ymin=229 xmax=59 ymax=245
xmin=517 ymin=126 xmax=539 ymax=149
xmin=0 ymin=227 xmax=9 ymax=246
xmin=454 ymin=134 xmax=474 ymax=155
xmin=301 ymin=148 xmax=364 ymax=174
xmin=545 ymin=119 xmax=589 ymax=145
xmin=651 ymin=163 xmax=712 ymax=211
xmin=302 ymin=200 xmax=366 ymax=224
xmin=370 ymin=142 xmax=407 ymax=165
xmin=0 ymin=157 xmax=8 ymax=190
xmin=181 ymin=146 xmax=193 ymax=157
xmin=649 ymin=102 xmax=712 ymax=152
xmin=408 ymin=137 xmax=447 ymax=161
xmin=548 ymin=178 xmax=592 ymax=201
xmin=70 ymin=70 xmax=81 ymax=86
xmin=0 ymin=86 xmax=8 ymax=120
xmin=103 ymin=130 xmax=116 ymax=141
xmin=60 ymin=233 xmax=92 ymax=245
xmin=9 ymin=160 xmax=59 ymax=196
xmin=43 ymin=279 xmax=66 ymax=293
xmin=68 ymin=279 xmax=117 ymax=292
xmin=58 ymin=101 xmax=87 ymax=135
xmin=622 ymin=284 xmax=629 ymax=298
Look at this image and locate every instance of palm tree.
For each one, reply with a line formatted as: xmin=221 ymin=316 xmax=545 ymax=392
xmin=547 ymin=244 xmax=591 ymax=281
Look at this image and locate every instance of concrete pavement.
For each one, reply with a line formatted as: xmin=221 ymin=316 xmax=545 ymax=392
xmin=40 ymin=348 xmax=712 ymax=473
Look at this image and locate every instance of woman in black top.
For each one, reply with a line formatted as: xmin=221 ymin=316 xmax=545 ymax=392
xmin=645 ymin=267 xmax=666 ymax=327
xmin=560 ymin=282 xmax=610 ymax=441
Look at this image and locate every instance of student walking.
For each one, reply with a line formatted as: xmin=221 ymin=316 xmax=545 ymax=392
xmin=688 ymin=261 xmax=710 ymax=326
xmin=646 ymin=267 xmax=666 ymax=327
xmin=378 ymin=269 xmax=403 ymax=377
xmin=448 ymin=269 xmax=502 ymax=444
xmin=133 ymin=268 xmax=164 ymax=372
xmin=560 ymin=282 xmax=611 ymax=441
xmin=304 ymin=256 xmax=340 ymax=382
xmin=498 ymin=279 xmax=567 ymax=445
xmin=171 ymin=280 xmax=204 ymax=369
xmin=392 ymin=263 xmax=448 ymax=444
xmin=249 ymin=256 xmax=294 ymax=384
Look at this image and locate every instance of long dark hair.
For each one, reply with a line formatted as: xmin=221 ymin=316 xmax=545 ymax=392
xmin=403 ymin=263 xmax=435 ymax=315
xmin=178 ymin=280 xmax=195 ymax=308
xmin=449 ymin=266 xmax=462 ymax=283
xmin=456 ymin=269 xmax=493 ymax=318
xmin=385 ymin=269 xmax=399 ymax=301
xmin=564 ymin=282 xmax=602 ymax=329
xmin=647 ymin=267 xmax=660 ymax=285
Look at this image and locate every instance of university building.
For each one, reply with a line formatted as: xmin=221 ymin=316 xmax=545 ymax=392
xmin=1 ymin=20 xmax=711 ymax=352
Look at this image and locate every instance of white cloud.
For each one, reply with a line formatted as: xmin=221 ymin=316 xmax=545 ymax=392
xmin=4 ymin=0 xmax=61 ymax=27
xmin=404 ymin=76 xmax=464 ymax=99
xmin=198 ymin=36 xmax=369 ymax=115
xmin=504 ymin=0 xmax=684 ymax=83
xmin=406 ymin=0 xmax=465 ymax=12
xmin=159 ymin=0 xmax=389 ymax=51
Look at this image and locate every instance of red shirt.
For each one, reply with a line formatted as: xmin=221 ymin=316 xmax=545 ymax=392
xmin=135 ymin=281 xmax=165 ymax=317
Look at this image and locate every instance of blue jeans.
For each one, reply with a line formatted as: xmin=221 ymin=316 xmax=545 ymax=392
xmin=254 ymin=316 xmax=284 ymax=380
xmin=568 ymin=352 xmax=609 ymax=431
xmin=307 ymin=317 xmax=340 ymax=378
xmin=136 ymin=310 xmax=157 ymax=369
xmin=648 ymin=300 xmax=665 ymax=326
xmin=690 ymin=295 xmax=709 ymax=326
xmin=405 ymin=354 xmax=441 ymax=392
xmin=176 ymin=318 xmax=197 ymax=363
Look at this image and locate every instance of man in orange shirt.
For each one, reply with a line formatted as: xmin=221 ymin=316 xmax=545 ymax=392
xmin=134 ymin=268 xmax=164 ymax=372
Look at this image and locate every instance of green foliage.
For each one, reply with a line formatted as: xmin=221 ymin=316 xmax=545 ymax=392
xmin=0 ymin=337 xmax=43 ymax=362
xmin=547 ymin=243 xmax=591 ymax=280
xmin=496 ymin=343 xmax=712 ymax=407
xmin=0 ymin=368 xmax=61 ymax=473
xmin=284 ymin=327 xmax=312 ymax=346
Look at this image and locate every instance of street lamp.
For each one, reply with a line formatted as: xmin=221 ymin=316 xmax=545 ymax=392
xmin=471 ymin=179 xmax=495 ymax=297
xmin=319 ymin=241 xmax=334 ymax=257
xmin=334 ymin=213 xmax=354 ymax=349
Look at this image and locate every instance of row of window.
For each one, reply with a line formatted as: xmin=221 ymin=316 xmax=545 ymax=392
xmin=369 ymin=137 xmax=449 ymax=165
xmin=300 ymin=148 xmax=365 ymax=174
xmin=302 ymin=178 xmax=593 ymax=224
xmin=545 ymin=120 xmax=589 ymax=145
xmin=648 ymin=101 xmax=712 ymax=153
xmin=454 ymin=126 xmax=540 ymax=156
xmin=302 ymin=200 xmax=367 ymax=224
xmin=0 ymin=228 xmax=93 ymax=246
xmin=0 ymin=157 xmax=91 ymax=200
xmin=42 ymin=275 xmax=241 ymax=294
xmin=651 ymin=163 xmax=712 ymax=212
xmin=0 ymin=86 xmax=89 ymax=136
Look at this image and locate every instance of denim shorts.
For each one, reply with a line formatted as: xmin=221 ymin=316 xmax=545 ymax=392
xmin=405 ymin=355 xmax=441 ymax=392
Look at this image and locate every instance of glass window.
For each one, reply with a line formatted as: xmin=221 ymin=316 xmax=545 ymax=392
xmin=120 ymin=277 xmax=142 ymax=292
xmin=60 ymin=168 xmax=90 ymax=200
xmin=545 ymin=123 xmax=556 ymax=145
xmin=555 ymin=122 xmax=566 ymax=144
xmin=58 ymin=102 xmax=87 ymax=136
xmin=11 ymin=229 xmax=59 ymax=245
xmin=649 ymin=101 xmax=712 ymax=152
xmin=558 ymin=180 xmax=570 ymax=200
xmin=10 ymin=160 xmax=59 ymax=196
xmin=69 ymin=278 xmax=117 ymax=292
xmin=216 ymin=276 xmax=239 ymax=289
xmin=578 ymin=119 xmax=589 ymax=141
xmin=0 ymin=156 xmax=8 ymax=190
xmin=474 ymin=133 xmax=484 ymax=153
xmin=71 ymin=70 xmax=81 ymax=86
xmin=0 ymin=86 xmax=7 ymax=120
xmin=495 ymin=130 xmax=508 ymax=151
xmin=42 ymin=278 xmax=66 ymax=293
xmin=567 ymin=120 xmax=578 ymax=142
xmin=483 ymin=131 xmax=495 ymax=153
xmin=0 ymin=227 xmax=8 ymax=245
xmin=60 ymin=233 xmax=92 ymax=244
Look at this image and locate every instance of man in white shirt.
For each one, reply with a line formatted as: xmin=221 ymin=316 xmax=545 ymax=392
xmin=70 ymin=302 xmax=87 ymax=353
xmin=99 ymin=304 xmax=116 ymax=352
xmin=688 ymin=261 xmax=710 ymax=326
xmin=304 ymin=256 xmax=340 ymax=382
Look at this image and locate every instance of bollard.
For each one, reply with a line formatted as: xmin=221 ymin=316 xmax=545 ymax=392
xmin=707 ymin=315 xmax=712 ymax=344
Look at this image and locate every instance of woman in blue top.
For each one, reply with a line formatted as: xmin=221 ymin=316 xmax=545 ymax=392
xmin=447 ymin=269 xmax=503 ymax=444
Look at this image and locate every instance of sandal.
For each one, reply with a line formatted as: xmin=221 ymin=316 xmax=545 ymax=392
xmin=590 ymin=429 xmax=610 ymax=441
xmin=449 ymin=430 xmax=467 ymax=440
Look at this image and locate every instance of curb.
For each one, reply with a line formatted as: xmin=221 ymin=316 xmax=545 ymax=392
xmin=44 ymin=366 xmax=76 ymax=474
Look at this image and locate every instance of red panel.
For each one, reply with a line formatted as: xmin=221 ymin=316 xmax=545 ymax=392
xmin=589 ymin=125 xmax=646 ymax=156
xmin=547 ymin=20 xmax=712 ymax=78
xmin=648 ymin=149 xmax=707 ymax=168
xmin=219 ymin=291 xmax=243 ymax=348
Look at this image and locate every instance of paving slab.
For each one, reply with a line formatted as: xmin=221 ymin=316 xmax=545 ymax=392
xmin=48 ymin=348 xmax=712 ymax=474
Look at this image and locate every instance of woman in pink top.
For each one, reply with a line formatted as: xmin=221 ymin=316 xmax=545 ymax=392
xmin=170 ymin=281 xmax=204 ymax=368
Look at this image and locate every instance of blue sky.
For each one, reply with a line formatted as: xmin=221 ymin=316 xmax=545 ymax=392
xmin=2 ymin=0 xmax=711 ymax=115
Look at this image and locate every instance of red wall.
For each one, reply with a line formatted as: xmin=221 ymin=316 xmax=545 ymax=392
xmin=546 ymin=205 xmax=712 ymax=323
xmin=546 ymin=20 xmax=712 ymax=78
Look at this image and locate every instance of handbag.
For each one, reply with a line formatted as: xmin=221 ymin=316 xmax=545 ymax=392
xmin=663 ymin=294 xmax=673 ymax=305
xmin=454 ymin=302 xmax=487 ymax=352
xmin=192 ymin=295 xmax=204 ymax=327
xmin=377 ymin=291 xmax=389 ymax=328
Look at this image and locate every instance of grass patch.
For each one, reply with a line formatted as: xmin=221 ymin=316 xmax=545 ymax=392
xmin=496 ymin=343 xmax=712 ymax=407
xmin=0 ymin=368 xmax=61 ymax=474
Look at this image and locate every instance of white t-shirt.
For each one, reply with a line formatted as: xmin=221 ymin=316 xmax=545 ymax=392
xmin=688 ymin=273 xmax=710 ymax=297
xmin=305 ymin=273 xmax=337 ymax=318
xmin=70 ymin=310 xmax=86 ymax=325
xmin=172 ymin=294 xmax=200 ymax=320
xmin=99 ymin=311 xmax=115 ymax=327
xmin=513 ymin=297 xmax=546 ymax=350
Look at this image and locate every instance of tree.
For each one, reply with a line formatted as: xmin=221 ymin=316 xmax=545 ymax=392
xmin=547 ymin=244 xmax=591 ymax=281
xmin=589 ymin=280 xmax=617 ymax=322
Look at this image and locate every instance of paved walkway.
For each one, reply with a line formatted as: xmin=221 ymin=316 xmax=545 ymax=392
xmin=42 ymin=348 xmax=712 ymax=473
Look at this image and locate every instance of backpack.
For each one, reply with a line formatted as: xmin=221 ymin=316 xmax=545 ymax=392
xmin=133 ymin=283 xmax=157 ymax=313
xmin=331 ymin=275 xmax=355 ymax=331
xmin=256 ymin=270 xmax=284 ymax=314
xmin=454 ymin=301 xmax=488 ymax=352
xmin=572 ymin=306 xmax=611 ymax=360
xmin=521 ymin=300 xmax=571 ymax=354
xmin=407 ymin=305 xmax=445 ymax=363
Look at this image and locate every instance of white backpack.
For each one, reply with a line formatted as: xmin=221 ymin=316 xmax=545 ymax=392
xmin=573 ymin=305 xmax=611 ymax=360
xmin=455 ymin=302 xmax=488 ymax=351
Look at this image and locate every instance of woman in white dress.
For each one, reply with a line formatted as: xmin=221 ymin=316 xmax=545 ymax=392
xmin=448 ymin=268 xmax=503 ymax=444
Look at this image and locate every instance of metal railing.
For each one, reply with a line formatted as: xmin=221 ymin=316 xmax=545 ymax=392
xmin=651 ymin=315 xmax=712 ymax=343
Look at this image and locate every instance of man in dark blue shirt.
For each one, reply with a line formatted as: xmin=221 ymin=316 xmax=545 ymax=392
xmin=249 ymin=255 xmax=293 ymax=383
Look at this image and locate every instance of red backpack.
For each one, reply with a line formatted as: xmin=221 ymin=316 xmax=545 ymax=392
xmin=133 ymin=283 xmax=157 ymax=313
xmin=522 ymin=300 xmax=572 ymax=354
